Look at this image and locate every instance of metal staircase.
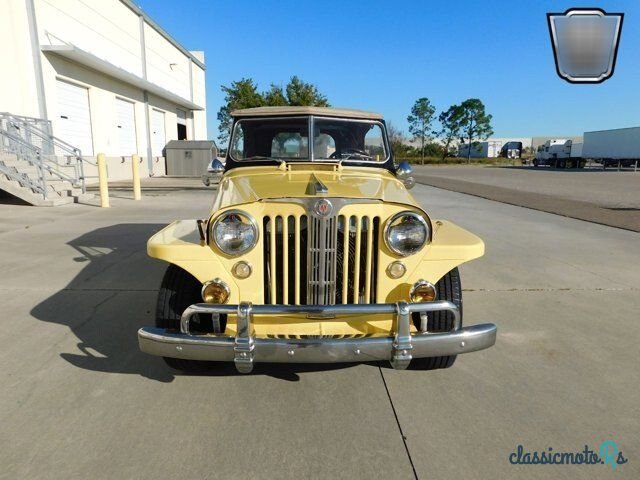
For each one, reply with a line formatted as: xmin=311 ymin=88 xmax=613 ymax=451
xmin=0 ymin=112 xmax=94 ymax=206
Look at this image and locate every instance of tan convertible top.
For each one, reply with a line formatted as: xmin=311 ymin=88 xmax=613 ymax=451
xmin=231 ymin=106 xmax=383 ymax=120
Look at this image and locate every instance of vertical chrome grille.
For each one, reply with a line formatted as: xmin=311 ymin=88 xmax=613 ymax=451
xmin=308 ymin=215 xmax=338 ymax=305
xmin=336 ymin=215 xmax=379 ymax=305
xmin=263 ymin=211 xmax=379 ymax=305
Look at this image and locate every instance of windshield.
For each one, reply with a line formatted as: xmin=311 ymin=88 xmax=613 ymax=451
xmin=229 ymin=116 xmax=388 ymax=163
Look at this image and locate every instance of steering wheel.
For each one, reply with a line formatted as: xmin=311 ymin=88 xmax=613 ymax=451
xmin=329 ymin=148 xmax=371 ymax=160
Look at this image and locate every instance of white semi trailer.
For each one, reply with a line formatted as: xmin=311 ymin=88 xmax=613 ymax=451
xmin=534 ymin=127 xmax=640 ymax=169
xmin=534 ymin=139 xmax=584 ymax=168
xmin=582 ymin=127 xmax=640 ymax=169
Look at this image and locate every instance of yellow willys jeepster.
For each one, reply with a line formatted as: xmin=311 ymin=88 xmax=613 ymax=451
xmin=138 ymin=106 xmax=496 ymax=373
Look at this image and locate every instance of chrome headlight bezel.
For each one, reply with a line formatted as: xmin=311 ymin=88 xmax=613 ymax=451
xmin=211 ymin=210 xmax=259 ymax=256
xmin=384 ymin=211 xmax=430 ymax=257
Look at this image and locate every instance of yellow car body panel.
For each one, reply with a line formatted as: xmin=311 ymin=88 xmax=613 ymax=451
xmin=212 ymin=164 xmax=421 ymax=211
xmin=148 ymin=172 xmax=484 ymax=337
xmin=139 ymin=107 xmax=497 ymax=370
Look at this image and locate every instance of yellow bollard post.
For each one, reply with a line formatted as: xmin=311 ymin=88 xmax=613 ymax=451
xmin=131 ymin=154 xmax=142 ymax=200
xmin=97 ymin=153 xmax=109 ymax=208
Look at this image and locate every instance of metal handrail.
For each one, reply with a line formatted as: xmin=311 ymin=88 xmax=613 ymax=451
xmin=9 ymin=120 xmax=79 ymax=172
xmin=20 ymin=120 xmax=76 ymax=155
xmin=0 ymin=112 xmax=52 ymax=124
xmin=0 ymin=130 xmax=48 ymax=197
xmin=0 ymin=112 xmax=92 ymax=193
xmin=0 ymin=128 xmax=90 ymax=200
xmin=0 ymin=162 xmax=47 ymax=197
xmin=3 ymin=132 xmax=78 ymax=185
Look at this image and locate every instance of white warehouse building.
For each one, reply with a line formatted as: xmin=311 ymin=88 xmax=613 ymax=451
xmin=0 ymin=0 xmax=207 ymax=181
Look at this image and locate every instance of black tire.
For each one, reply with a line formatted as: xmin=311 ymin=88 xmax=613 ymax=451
xmin=409 ymin=268 xmax=463 ymax=370
xmin=533 ymin=160 xmax=539 ymax=168
xmin=156 ymin=264 xmax=222 ymax=372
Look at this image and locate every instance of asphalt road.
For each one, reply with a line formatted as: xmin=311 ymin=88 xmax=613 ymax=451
xmin=412 ymin=165 xmax=640 ymax=209
xmin=412 ymin=165 xmax=640 ymax=232
xmin=0 ymin=183 xmax=638 ymax=479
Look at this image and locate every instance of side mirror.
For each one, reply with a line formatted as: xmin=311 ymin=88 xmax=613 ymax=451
xmin=203 ymin=158 xmax=225 ymax=186
xmin=396 ymin=161 xmax=412 ymax=179
xmin=403 ymin=176 xmax=415 ymax=189
xmin=396 ymin=161 xmax=415 ymax=189
xmin=208 ymin=158 xmax=225 ymax=174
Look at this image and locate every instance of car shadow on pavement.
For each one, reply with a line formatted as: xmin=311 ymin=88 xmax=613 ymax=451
xmin=181 ymin=362 xmax=361 ymax=382
xmin=30 ymin=223 xmax=358 ymax=383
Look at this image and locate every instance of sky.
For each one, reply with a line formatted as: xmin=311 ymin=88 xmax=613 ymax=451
xmin=136 ymin=0 xmax=640 ymax=142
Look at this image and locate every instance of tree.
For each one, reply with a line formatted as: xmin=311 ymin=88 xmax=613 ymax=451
xmin=459 ymin=98 xmax=493 ymax=163
xmin=217 ymin=78 xmax=264 ymax=143
xmin=436 ymin=104 xmax=464 ymax=161
xmin=386 ymin=121 xmax=405 ymax=156
xmin=263 ymin=85 xmax=288 ymax=106
xmin=285 ymin=76 xmax=329 ymax=106
xmin=423 ymin=142 xmax=445 ymax=158
xmin=217 ymin=76 xmax=330 ymax=143
xmin=407 ymin=98 xmax=436 ymax=164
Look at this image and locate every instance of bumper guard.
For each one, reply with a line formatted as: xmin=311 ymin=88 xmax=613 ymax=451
xmin=138 ymin=301 xmax=497 ymax=373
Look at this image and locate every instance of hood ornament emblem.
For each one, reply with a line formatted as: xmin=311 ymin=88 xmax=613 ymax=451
xmin=306 ymin=174 xmax=329 ymax=195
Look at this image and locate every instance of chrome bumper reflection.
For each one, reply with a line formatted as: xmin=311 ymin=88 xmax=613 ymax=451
xmin=138 ymin=301 xmax=497 ymax=373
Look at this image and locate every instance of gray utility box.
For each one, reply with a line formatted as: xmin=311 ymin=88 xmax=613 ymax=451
xmin=165 ymin=140 xmax=217 ymax=176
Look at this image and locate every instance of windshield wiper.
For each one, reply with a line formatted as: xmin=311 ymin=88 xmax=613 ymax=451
xmin=342 ymin=153 xmax=373 ymax=161
xmin=244 ymin=155 xmax=278 ymax=161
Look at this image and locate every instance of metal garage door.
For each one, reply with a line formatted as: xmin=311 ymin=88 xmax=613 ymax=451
xmin=56 ymin=80 xmax=94 ymax=156
xmin=176 ymin=109 xmax=187 ymax=140
xmin=115 ymin=98 xmax=137 ymax=155
xmin=151 ymin=109 xmax=166 ymax=156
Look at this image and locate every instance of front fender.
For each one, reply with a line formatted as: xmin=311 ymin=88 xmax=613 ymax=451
xmin=147 ymin=218 xmax=484 ymax=306
xmin=383 ymin=219 xmax=484 ymax=299
xmin=147 ymin=220 xmax=240 ymax=300
xmin=420 ymin=218 xmax=485 ymax=281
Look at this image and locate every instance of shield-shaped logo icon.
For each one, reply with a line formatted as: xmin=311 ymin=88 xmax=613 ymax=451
xmin=547 ymin=8 xmax=623 ymax=83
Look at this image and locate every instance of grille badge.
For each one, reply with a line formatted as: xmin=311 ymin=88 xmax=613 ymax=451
xmin=313 ymin=199 xmax=333 ymax=217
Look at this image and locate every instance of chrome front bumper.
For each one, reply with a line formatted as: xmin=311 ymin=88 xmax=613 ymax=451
xmin=138 ymin=301 xmax=497 ymax=373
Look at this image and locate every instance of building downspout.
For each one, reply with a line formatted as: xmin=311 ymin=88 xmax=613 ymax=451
xmin=143 ymin=91 xmax=153 ymax=175
xmin=188 ymin=58 xmax=194 ymax=102
xmin=188 ymin=57 xmax=194 ymax=139
xmin=139 ymin=14 xmax=154 ymax=174
xmin=26 ymin=0 xmax=48 ymax=120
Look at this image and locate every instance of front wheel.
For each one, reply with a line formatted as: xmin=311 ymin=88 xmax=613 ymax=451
xmin=155 ymin=264 xmax=224 ymax=372
xmin=409 ymin=268 xmax=463 ymax=370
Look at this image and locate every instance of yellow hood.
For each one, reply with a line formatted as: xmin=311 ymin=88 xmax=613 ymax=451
xmin=212 ymin=164 xmax=419 ymax=210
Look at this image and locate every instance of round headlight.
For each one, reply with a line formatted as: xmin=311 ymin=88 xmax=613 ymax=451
xmin=384 ymin=211 xmax=429 ymax=256
xmin=212 ymin=211 xmax=258 ymax=256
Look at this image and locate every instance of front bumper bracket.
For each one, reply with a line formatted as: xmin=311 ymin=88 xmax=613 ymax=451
xmin=139 ymin=300 xmax=497 ymax=373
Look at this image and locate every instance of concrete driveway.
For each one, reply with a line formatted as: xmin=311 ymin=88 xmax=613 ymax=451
xmin=0 ymin=183 xmax=638 ymax=479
